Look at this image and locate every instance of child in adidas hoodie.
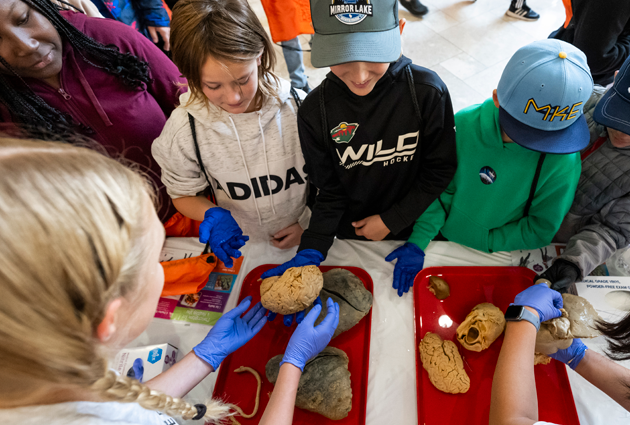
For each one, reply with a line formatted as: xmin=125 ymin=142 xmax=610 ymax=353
xmin=152 ymin=0 xmax=309 ymax=262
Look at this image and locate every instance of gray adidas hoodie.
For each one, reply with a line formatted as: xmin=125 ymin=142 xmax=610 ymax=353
xmin=152 ymin=79 xmax=310 ymax=242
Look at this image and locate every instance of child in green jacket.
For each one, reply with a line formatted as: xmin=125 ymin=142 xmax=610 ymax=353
xmin=388 ymin=39 xmax=594 ymax=295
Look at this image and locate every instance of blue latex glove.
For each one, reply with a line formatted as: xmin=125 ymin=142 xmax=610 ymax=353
xmin=280 ymin=297 xmax=340 ymax=371
xmin=512 ymin=283 xmax=563 ymax=323
xmin=193 ymin=296 xmax=267 ymax=369
xmin=385 ymin=243 xmax=425 ymax=297
xmin=127 ymin=358 xmax=144 ymax=383
xmin=267 ymin=297 xmax=321 ymax=326
xmin=550 ymin=338 xmax=588 ymax=370
xmin=260 ymin=249 xmax=324 ymax=280
xmin=199 ymin=207 xmax=249 ymax=268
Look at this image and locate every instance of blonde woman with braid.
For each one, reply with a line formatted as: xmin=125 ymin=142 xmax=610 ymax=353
xmin=0 ymin=139 xmax=339 ymax=425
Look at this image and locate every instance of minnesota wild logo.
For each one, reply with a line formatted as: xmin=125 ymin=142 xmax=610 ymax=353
xmin=330 ymin=122 xmax=359 ymax=144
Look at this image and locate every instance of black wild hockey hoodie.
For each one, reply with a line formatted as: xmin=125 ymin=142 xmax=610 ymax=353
xmin=297 ymin=55 xmax=457 ymax=256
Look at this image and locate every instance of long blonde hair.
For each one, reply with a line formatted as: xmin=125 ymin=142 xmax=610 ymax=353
xmin=170 ymin=0 xmax=281 ymax=110
xmin=0 ymin=138 xmax=230 ymax=423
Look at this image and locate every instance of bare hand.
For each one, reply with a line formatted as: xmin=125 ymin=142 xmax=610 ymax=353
xmin=352 ymin=215 xmax=390 ymax=241
xmin=147 ymin=26 xmax=171 ymax=51
xmin=271 ymin=223 xmax=304 ymax=249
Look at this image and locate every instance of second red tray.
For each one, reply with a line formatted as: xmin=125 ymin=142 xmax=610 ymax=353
xmin=413 ymin=266 xmax=580 ymax=425
xmin=212 ymin=265 xmax=373 ymax=425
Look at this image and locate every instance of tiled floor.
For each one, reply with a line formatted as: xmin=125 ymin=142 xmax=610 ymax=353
xmin=249 ymin=0 xmax=567 ymax=112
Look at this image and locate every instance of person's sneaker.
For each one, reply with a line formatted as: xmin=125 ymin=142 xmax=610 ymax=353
xmin=400 ymin=0 xmax=429 ymax=17
xmin=506 ymin=0 xmax=540 ymax=21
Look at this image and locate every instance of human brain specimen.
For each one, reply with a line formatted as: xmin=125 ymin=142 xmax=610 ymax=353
xmin=266 ymin=347 xmax=352 ymax=420
xmin=311 ymin=268 xmax=373 ymax=338
xmin=419 ymin=332 xmax=470 ymax=394
xmin=260 ymin=266 xmax=323 ymax=315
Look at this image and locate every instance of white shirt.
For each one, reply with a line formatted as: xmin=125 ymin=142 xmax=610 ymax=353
xmin=0 ymin=401 xmax=179 ymax=425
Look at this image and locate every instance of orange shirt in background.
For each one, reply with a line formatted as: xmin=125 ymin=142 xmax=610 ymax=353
xmin=261 ymin=0 xmax=314 ymax=43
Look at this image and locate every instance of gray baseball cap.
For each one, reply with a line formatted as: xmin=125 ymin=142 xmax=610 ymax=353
xmin=310 ymin=0 xmax=401 ymax=68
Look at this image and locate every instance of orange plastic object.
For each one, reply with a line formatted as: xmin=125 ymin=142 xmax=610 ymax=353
xmin=261 ymin=0 xmax=313 ymax=43
xmin=163 ymin=211 xmax=201 ymax=238
xmin=160 ymin=253 xmax=216 ymax=296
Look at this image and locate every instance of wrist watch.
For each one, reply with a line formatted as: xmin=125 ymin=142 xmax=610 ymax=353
xmin=504 ymin=305 xmax=541 ymax=332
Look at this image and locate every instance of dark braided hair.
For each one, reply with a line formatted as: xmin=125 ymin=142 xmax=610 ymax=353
xmin=0 ymin=0 xmax=152 ymax=139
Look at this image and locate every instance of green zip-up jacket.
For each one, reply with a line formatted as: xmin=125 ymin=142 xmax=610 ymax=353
xmin=408 ymin=98 xmax=581 ymax=253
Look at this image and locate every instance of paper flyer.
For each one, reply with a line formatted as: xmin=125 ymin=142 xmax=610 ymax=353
xmin=510 ymin=243 xmax=609 ymax=276
xmin=155 ymin=238 xmax=244 ymax=326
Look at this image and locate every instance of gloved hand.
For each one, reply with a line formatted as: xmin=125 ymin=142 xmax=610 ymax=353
xmin=127 ymin=358 xmax=144 ymax=383
xmin=199 ymin=207 xmax=249 ymax=268
xmin=385 ymin=243 xmax=425 ymax=297
xmin=537 ymin=259 xmax=582 ymax=294
xmin=260 ymin=249 xmax=324 ymax=279
xmin=512 ymin=283 xmax=563 ymax=323
xmin=193 ymin=296 xmax=267 ymax=369
xmin=267 ymin=297 xmax=321 ymax=327
xmin=280 ymin=297 xmax=340 ymax=371
xmin=550 ymin=338 xmax=588 ymax=370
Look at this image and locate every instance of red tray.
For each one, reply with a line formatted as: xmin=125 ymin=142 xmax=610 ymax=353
xmin=212 ymin=265 xmax=373 ymax=425
xmin=413 ymin=267 xmax=580 ymax=425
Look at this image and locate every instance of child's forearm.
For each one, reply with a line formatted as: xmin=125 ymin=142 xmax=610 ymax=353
xmin=259 ymin=363 xmax=302 ymax=425
xmin=490 ymin=316 xmax=539 ymax=425
xmin=172 ymin=196 xmax=216 ymax=221
xmin=406 ymin=196 xmax=448 ymax=251
xmin=144 ymin=351 xmax=214 ymax=398
xmin=574 ymin=350 xmax=630 ymax=412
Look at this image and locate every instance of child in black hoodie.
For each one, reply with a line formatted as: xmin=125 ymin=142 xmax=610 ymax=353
xmin=262 ymin=0 xmax=457 ymax=320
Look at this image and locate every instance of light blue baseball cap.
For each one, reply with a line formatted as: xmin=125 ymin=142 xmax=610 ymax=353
xmin=497 ymin=39 xmax=594 ymax=154
xmin=310 ymin=0 xmax=401 ymax=68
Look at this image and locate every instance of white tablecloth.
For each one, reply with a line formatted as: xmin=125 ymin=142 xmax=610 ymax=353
xmin=129 ymin=239 xmax=628 ymax=424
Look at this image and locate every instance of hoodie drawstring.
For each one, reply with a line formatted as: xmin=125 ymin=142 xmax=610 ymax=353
xmin=258 ymin=113 xmax=277 ymax=215
xmin=228 ymin=115 xmax=263 ymax=225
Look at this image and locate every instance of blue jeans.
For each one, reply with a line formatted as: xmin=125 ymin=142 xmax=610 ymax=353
xmin=281 ymin=37 xmax=308 ymax=89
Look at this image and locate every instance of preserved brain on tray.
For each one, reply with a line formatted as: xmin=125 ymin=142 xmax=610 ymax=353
xmin=213 ymin=265 xmax=374 ymax=424
xmin=266 ymin=347 xmax=353 ymax=420
xmin=263 ymin=268 xmax=373 ymax=420
xmin=419 ymin=332 xmax=470 ymax=394
xmin=260 ymin=266 xmax=323 ymax=315
xmin=413 ymin=267 xmax=581 ymax=425
xmin=310 ymin=268 xmax=373 ymax=339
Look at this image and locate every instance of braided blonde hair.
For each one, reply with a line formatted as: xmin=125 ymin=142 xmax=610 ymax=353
xmin=0 ymin=138 xmax=231 ymax=423
xmin=94 ymin=371 xmax=232 ymax=421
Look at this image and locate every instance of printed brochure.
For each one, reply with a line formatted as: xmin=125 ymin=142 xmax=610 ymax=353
xmin=155 ymin=246 xmax=243 ymax=326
